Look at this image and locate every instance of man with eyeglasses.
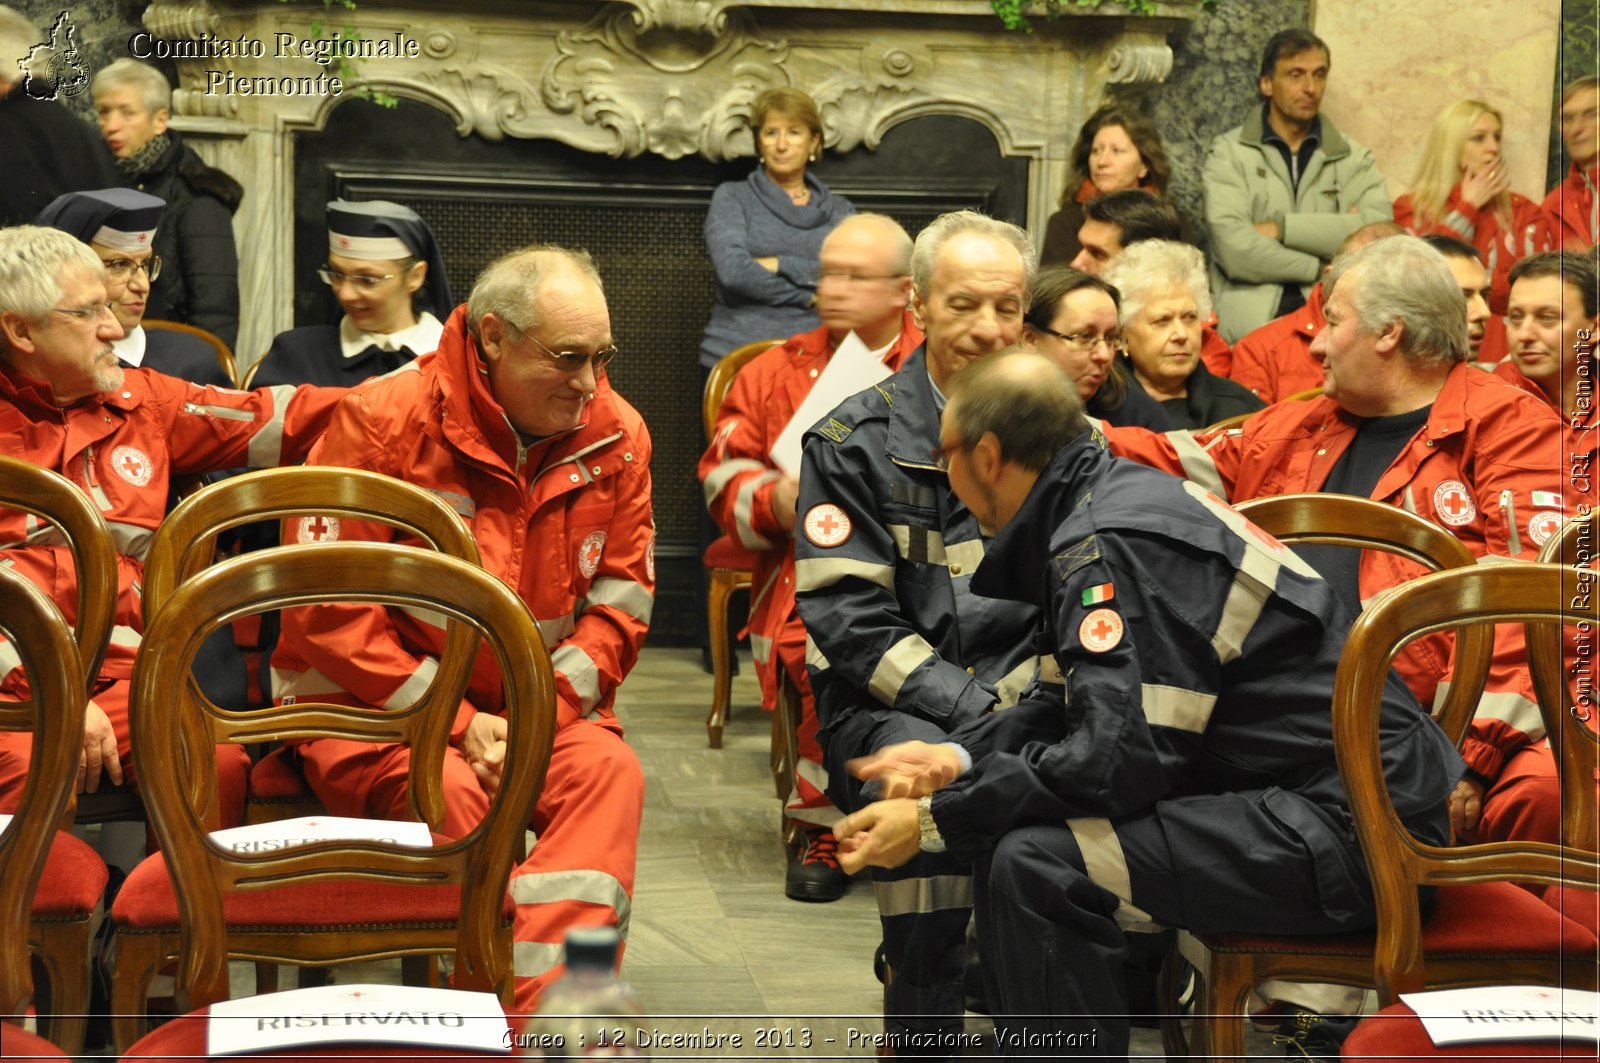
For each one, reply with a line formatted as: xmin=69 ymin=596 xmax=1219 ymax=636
xmin=793 ymin=211 xmax=1040 ymax=1056
xmin=272 ymin=244 xmax=652 ymax=1015
xmin=36 ymin=188 xmax=233 ymax=387
xmin=699 ymin=213 xmax=922 ymax=902
xmin=0 ymin=224 xmax=345 ymax=824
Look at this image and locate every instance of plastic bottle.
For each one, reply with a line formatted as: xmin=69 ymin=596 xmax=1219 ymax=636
xmin=519 ymin=927 xmax=646 ymax=1059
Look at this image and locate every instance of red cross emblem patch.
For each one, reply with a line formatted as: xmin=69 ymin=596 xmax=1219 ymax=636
xmin=1079 ymin=607 xmax=1124 ymax=653
xmin=1528 ymin=510 xmax=1564 ymax=548
xmin=109 ymin=445 xmax=153 ymax=487
xmin=803 ymin=503 xmax=852 ymax=548
xmin=296 ymin=515 xmax=340 ymax=543
xmin=578 ymin=530 xmax=606 ymax=579
xmin=1432 ymin=480 xmax=1475 ymax=527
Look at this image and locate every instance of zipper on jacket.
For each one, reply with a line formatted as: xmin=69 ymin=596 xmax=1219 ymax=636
xmin=81 ymin=445 xmax=113 ymax=512
xmin=183 ymin=401 xmax=253 ymax=422
xmin=1500 ymin=489 xmax=1521 ymax=556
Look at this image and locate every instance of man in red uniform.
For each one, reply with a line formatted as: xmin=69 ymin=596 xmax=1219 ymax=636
xmin=1543 ymin=76 xmax=1598 ymax=251
xmin=0 ymin=225 xmax=343 ymax=822
xmin=699 ymin=213 xmax=922 ymax=900
xmin=271 ymin=245 xmax=653 ymax=1012
xmin=1229 ymin=221 xmax=1405 ymax=401
xmin=1500 ymin=250 xmax=1599 ymax=426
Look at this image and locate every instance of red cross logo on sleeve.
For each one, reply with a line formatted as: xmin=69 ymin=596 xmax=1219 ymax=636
xmin=803 ymin=503 xmax=853 ymax=548
xmin=109 ymin=445 xmax=154 ymax=486
xmin=296 ymin=515 xmax=340 ymax=543
xmin=1528 ymin=511 xmax=1564 ymax=548
xmin=578 ymin=530 xmax=607 ymax=578
xmin=1432 ymin=480 xmax=1476 ymax=527
xmin=1078 ymin=607 xmax=1124 ymax=653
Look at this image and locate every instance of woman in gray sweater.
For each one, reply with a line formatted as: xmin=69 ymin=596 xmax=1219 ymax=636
xmin=698 ymin=87 xmax=855 ymax=369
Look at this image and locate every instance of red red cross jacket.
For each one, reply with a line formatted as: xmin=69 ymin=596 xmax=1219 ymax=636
xmin=0 ymin=362 xmax=343 ymax=689
xmin=271 ymin=305 xmax=655 ymax=736
xmin=697 ymin=314 xmax=921 ymax=709
xmin=1102 ymin=362 xmax=1577 ymax=784
xmin=1394 ymin=189 xmax=1556 ymax=314
xmin=1542 ymin=163 xmax=1598 ymax=251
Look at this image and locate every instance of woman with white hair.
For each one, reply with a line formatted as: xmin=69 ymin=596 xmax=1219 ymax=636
xmin=93 ymin=57 xmax=242 ymax=350
xmin=1103 ymin=240 xmax=1263 ymax=430
xmin=1393 ymin=99 xmax=1554 ymax=315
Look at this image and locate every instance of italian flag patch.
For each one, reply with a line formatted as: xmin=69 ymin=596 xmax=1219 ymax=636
xmin=1081 ymin=582 xmax=1115 ymax=606
xmin=1531 ymin=490 xmax=1563 ymax=508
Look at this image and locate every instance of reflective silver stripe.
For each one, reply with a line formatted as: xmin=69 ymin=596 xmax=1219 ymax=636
xmin=733 ymin=469 xmax=780 ymax=550
xmin=110 ymin=625 xmax=142 ymax=651
xmin=183 ymin=401 xmax=253 ymax=422
xmin=270 ymin=664 xmax=347 ymax=700
xmin=512 ymin=940 xmax=564 ymax=980
xmin=383 ymin=656 xmax=439 ymax=710
xmin=701 ymin=458 xmax=767 ymax=506
xmin=108 ymin=522 xmax=153 ymax=562
xmin=1211 ymin=547 xmax=1278 ymax=664
xmin=509 ymin=868 xmax=631 ymax=935
xmin=1067 ymin=817 xmax=1161 ymax=931
xmin=0 ymin=641 xmax=20 ymax=681
xmin=1038 ymin=653 xmax=1065 ymax=692
xmin=804 ymin=634 xmax=829 ymax=671
xmin=795 ymin=556 xmax=894 ymax=592
xmin=868 ymin=633 xmax=935 ymax=705
xmin=399 ymin=604 xmax=447 ymax=631
xmin=1475 ymin=553 xmax=1519 ymax=565
xmin=537 ymin=614 xmax=577 ymax=646
xmin=1500 ymin=490 xmax=1521 ymax=556
xmin=552 ymin=643 xmax=602 ymax=711
xmin=884 ymin=525 xmax=987 ymax=574
xmin=1141 ymin=683 xmax=1217 ymax=733
xmin=1170 ymin=432 xmax=1226 ymax=497
xmin=750 ymin=632 xmax=773 ymax=665
xmin=874 ymin=874 xmax=973 ymax=917
xmin=1475 ymin=689 xmax=1547 ymax=740
xmin=793 ymin=756 xmax=832 ymax=795
xmin=946 ymin=538 xmax=986 ymax=572
xmin=1401 ymin=484 xmax=1418 ymax=514
xmin=992 ymin=654 xmax=1039 ymax=708
xmin=1442 ymin=210 xmax=1478 ymax=242
xmin=581 ymin=578 xmax=654 ymax=624
xmin=246 ymin=385 xmax=297 ymax=468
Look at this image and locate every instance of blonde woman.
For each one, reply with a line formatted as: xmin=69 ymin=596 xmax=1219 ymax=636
xmin=1393 ymin=99 xmax=1553 ymax=314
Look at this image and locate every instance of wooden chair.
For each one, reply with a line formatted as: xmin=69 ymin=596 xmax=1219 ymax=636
xmin=0 ymin=457 xmax=118 ymax=1055
xmin=0 ymin=569 xmax=86 ymax=1060
xmin=140 ymin=466 xmax=481 ymax=825
xmin=238 ymin=354 xmax=266 ymax=390
xmin=111 ymin=543 xmax=555 ymax=1054
xmin=701 ymin=338 xmax=781 ymax=748
xmin=1337 ymin=563 xmax=1600 ymax=1063
xmin=142 ymin=320 xmax=238 ymax=386
xmin=1530 ymin=509 xmax=1597 ymax=839
xmin=1160 ymin=492 xmax=1495 ymax=1059
xmin=1282 ymin=386 xmax=1324 ymax=403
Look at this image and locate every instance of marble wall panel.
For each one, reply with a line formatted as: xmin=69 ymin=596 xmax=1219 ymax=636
xmin=1315 ymin=0 xmax=1563 ymax=205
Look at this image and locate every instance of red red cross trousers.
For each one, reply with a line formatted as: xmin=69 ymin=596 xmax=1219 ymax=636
xmin=1432 ymin=480 xmax=1475 ymax=527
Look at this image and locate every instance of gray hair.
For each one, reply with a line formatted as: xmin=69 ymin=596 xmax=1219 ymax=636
xmin=91 ymin=57 xmax=172 ymax=116
xmin=1324 ymin=235 xmax=1467 ymax=367
xmin=1101 ymin=239 xmax=1212 ymax=326
xmin=0 ymin=225 xmax=105 ymax=324
xmin=0 ymin=6 xmax=41 ymax=85
xmin=910 ymin=210 xmax=1036 ymax=300
xmin=829 ymin=212 xmax=913 ymax=276
xmin=466 ymin=244 xmax=603 ymax=338
xmin=945 ymin=347 xmax=1088 ymax=470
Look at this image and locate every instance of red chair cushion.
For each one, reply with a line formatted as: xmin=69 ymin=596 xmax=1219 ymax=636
xmin=704 ymin=533 xmax=759 ymax=571
xmin=111 ymin=843 xmax=514 ymax=931
xmin=125 ymin=1009 xmax=506 ymax=1060
xmin=248 ymin=746 xmax=314 ymax=801
xmin=1206 ymin=881 xmax=1597 ymax=959
xmin=0 ymin=1022 xmax=69 ymax=1058
xmin=31 ymin=829 xmax=108 ymax=919
xmin=1342 ymin=1001 xmax=1591 ymax=1057
xmin=1543 ymin=884 xmax=1600 ymax=936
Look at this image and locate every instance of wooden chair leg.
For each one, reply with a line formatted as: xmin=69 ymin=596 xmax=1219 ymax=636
xmin=110 ymin=930 xmax=177 ymax=1054
xmin=1197 ymin=951 xmax=1254 ymax=1063
xmin=705 ymin=570 xmax=735 ymax=749
xmin=254 ymin=962 xmax=279 ymax=992
xmin=1156 ymin=940 xmax=1191 ymax=1059
xmin=31 ymin=920 xmax=90 ymax=1056
xmin=401 ymin=954 xmax=434 ymax=987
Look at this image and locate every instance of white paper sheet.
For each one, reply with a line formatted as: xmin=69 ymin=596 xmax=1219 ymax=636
xmin=207 ymin=983 xmax=511 ymax=1055
xmin=768 ymin=331 xmax=895 ymax=478
xmin=1401 ymin=985 xmax=1600 ymax=1045
xmin=209 ymin=815 xmax=433 ymax=854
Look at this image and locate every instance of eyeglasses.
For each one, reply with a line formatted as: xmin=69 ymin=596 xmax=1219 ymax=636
xmin=507 ymin=321 xmax=619 ymax=373
xmin=101 ymin=255 xmax=162 ymax=282
xmin=51 ymin=302 xmax=117 ymax=322
xmin=318 ymin=267 xmax=400 ymax=291
xmin=818 ymin=270 xmax=905 ymax=285
xmin=1031 ymin=324 xmax=1125 ymax=355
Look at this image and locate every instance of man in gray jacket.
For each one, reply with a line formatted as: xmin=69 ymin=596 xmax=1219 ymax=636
xmin=1204 ymin=29 xmax=1392 ymax=341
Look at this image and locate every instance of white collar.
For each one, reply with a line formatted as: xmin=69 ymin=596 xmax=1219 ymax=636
xmin=338 ymin=311 xmax=443 ymax=360
xmin=111 ymin=325 xmax=147 ymax=366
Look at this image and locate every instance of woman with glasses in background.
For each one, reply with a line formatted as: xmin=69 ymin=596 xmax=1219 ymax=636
xmin=1023 ymin=266 xmax=1170 ymax=430
xmin=250 ymin=199 xmax=454 ymax=388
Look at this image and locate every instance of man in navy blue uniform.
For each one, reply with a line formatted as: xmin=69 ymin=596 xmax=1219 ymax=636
xmin=835 ymin=349 xmax=1463 ymax=1055
xmin=794 ymin=211 xmax=1041 ymax=1052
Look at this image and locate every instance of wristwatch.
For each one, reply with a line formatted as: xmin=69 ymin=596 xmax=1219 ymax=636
xmin=917 ymin=794 xmax=946 ymax=853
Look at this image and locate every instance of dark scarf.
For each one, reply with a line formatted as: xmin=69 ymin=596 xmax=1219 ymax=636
xmin=117 ymin=133 xmax=171 ymax=179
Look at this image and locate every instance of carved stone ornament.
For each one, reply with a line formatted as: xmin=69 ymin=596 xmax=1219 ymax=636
xmin=539 ymin=4 xmax=788 ymax=160
xmin=1103 ymin=33 xmax=1175 ymax=87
